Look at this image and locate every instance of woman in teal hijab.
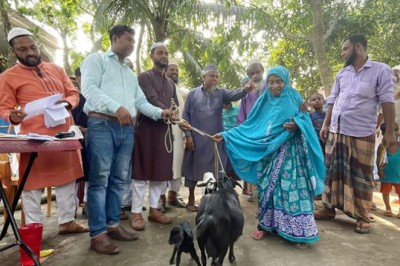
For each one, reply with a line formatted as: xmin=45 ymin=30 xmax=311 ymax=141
xmin=214 ymin=66 xmax=325 ymax=248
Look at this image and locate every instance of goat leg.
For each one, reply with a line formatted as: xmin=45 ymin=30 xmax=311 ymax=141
xmin=169 ymin=247 xmax=177 ymax=265
xmin=228 ymin=243 xmax=236 ymax=263
xmin=189 ymin=245 xmax=201 ymax=266
xmin=198 ymin=237 xmax=207 ymax=266
xmin=176 ymin=249 xmax=182 ymax=266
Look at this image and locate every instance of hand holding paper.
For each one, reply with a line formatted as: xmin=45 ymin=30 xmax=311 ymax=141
xmin=24 ymin=93 xmax=70 ymax=128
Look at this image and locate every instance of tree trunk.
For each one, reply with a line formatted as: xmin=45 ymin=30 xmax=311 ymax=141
xmin=61 ymin=31 xmax=71 ymax=75
xmin=135 ymin=22 xmax=145 ymax=74
xmin=309 ymin=0 xmax=334 ymax=96
xmin=151 ymin=17 xmax=168 ymax=42
xmin=0 ymin=4 xmax=11 ymax=37
xmin=0 ymin=1 xmax=13 ymax=67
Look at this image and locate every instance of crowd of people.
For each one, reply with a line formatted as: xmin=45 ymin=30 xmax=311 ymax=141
xmin=0 ymin=24 xmax=399 ymax=258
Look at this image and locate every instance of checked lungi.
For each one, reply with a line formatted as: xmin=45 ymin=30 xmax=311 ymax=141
xmin=322 ymin=132 xmax=375 ymax=222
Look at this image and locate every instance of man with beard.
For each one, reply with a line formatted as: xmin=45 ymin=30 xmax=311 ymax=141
xmin=182 ymin=64 xmax=255 ymax=211
xmin=315 ymin=34 xmax=397 ymax=234
xmin=81 ymin=26 xmax=169 ymax=254
xmin=237 ymin=58 xmax=265 ymax=125
xmin=130 ymin=43 xmax=177 ymax=230
xmin=158 ymin=61 xmax=188 ymax=211
xmin=236 ymin=58 xmax=265 ymax=198
xmin=0 ymin=28 xmax=88 ymax=235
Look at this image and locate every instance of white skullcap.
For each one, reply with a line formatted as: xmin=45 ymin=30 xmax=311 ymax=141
xmin=7 ymin=27 xmax=33 ymax=42
xmin=169 ymin=60 xmax=179 ymax=66
xmin=202 ymin=64 xmax=218 ymax=75
xmin=393 ymin=65 xmax=400 ymax=71
xmin=246 ymin=58 xmax=263 ymax=69
xmin=150 ymin=42 xmax=166 ymax=52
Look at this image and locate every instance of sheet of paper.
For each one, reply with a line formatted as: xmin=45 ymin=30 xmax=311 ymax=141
xmin=44 ymin=104 xmax=69 ymax=128
xmin=26 ymin=133 xmax=56 ymax=141
xmin=63 ymin=125 xmax=84 ymax=140
xmin=24 ymin=94 xmax=62 ymax=119
xmin=23 ymin=94 xmax=71 ymax=128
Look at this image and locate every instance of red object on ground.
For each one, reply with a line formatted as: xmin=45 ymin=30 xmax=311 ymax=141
xmin=19 ymin=223 xmax=43 ymax=266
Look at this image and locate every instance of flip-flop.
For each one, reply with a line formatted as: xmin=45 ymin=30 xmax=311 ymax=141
xmin=251 ymin=229 xmax=266 ymax=240
xmin=186 ymin=205 xmax=198 ymax=212
xmin=384 ymin=210 xmax=393 ymax=217
xmin=355 ymin=222 xmax=371 ymax=234
xmin=368 ymin=213 xmax=375 ymax=223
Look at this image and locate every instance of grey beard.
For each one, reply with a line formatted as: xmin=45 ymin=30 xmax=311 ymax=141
xmin=254 ymin=81 xmax=264 ymax=92
xmin=205 ymin=85 xmax=217 ymax=95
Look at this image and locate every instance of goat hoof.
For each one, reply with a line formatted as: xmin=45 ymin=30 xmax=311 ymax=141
xmin=169 ymin=259 xmax=174 ymax=265
xmin=229 ymin=255 xmax=236 ymax=263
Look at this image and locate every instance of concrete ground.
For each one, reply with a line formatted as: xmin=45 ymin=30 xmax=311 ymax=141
xmin=1 ymin=188 xmax=399 ymax=266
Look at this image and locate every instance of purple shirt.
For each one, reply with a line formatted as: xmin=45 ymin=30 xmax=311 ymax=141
xmin=327 ymin=58 xmax=395 ymax=137
xmin=237 ymin=88 xmax=264 ymax=125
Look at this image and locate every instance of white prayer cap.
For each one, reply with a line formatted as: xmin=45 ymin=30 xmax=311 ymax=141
xmin=150 ymin=42 xmax=166 ymax=52
xmin=202 ymin=64 xmax=218 ymax=75
xmin=169 ymin=60 xmax=179 ymax=66
xmin=246 ymin=58 xmax=263 ymax=69
xmin=393 ymin=65 xmax=400 ymax=71
xmin=7 ymin=27 xmax=34 ymax=43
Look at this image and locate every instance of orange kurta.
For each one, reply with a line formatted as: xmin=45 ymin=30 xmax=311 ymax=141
xmin=0 ymin=62 xmax=83 ymax=190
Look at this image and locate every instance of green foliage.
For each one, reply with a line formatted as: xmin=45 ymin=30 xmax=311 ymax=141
xmin=69 ymin=50 xmax=86 ymax=73
xmin=17 ymin=0 xmax=83 ymax=73
xmin=6 ymin=0 xmax=400 ymax=96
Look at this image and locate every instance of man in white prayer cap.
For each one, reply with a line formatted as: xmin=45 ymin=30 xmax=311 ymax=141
xmin=0 ymin=27 xmax=89 ymax=241
xmin=182 ymin=64 xmax=255 ymax=211
xmin=130 ymin=42 xmax=177 ymax=229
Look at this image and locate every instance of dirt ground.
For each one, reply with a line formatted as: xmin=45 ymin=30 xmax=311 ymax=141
xmin=1 ymin=187 xmax=399 ymax=266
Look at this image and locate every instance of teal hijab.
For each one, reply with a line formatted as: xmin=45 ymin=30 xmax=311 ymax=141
xmin=221 ymin=66 xmax=325 ymax=196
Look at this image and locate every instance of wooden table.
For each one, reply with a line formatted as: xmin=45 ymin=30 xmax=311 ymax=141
xmin=0 ymin=139 xmax=82 ymax=266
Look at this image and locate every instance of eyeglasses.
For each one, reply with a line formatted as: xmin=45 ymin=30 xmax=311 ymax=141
xmin=34 ymin=67 xmax=58 ymax=94
xmin=36 ymin=67 xmax=44 ymax=78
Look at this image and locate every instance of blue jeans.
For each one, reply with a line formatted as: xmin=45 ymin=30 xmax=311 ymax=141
xmin=86 ymin=117 xmax=134 ymax=237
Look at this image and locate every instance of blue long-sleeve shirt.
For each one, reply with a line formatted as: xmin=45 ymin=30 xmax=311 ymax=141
xmin=81 ymin=50 xmax=162 ymax=120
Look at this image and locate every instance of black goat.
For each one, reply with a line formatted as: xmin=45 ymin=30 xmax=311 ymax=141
xmin=168 ymin=221 xmax=201 ymax=266
xmin=195 ymin=175 xmax=244 ymax=266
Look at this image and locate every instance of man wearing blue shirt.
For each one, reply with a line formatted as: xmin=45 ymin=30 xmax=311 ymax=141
xmin=81 ymin=25 xmax=169 ymax=255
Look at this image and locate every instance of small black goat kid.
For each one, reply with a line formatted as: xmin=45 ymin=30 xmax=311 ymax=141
xmin=195 ymin=174 xmax=244 ymax=266
xmin=168 ymin=221 xmax=201 ymax=266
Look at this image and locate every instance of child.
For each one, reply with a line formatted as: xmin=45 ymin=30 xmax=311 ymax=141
xmin=376 ymin=122 xmax=400 ymax=218
xmin=309 ymin=93 xmax=326 ymax=150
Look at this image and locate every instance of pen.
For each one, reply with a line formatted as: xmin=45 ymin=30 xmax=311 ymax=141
xmin=15 ymin=105 xmax=23 ymax=116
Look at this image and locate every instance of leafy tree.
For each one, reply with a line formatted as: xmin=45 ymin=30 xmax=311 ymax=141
xmin=19 ymin=0 xmax=83 ymax=75
xmin=94 ymin=0 xmax=257 ymax=89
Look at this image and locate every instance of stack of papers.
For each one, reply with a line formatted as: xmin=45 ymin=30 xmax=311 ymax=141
xmin=0 ymin=133 xmax=56 ymax=141
xmin=24 ymin=94 xmax=70 ymax=128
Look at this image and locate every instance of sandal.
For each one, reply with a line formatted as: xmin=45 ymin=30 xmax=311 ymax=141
xmin=384 ymin=210 xmax=393 ymax=217
xmin=314 ymin=208 xmax=335 ymax=220
xmin=186 ymin=205 xmax=198 ymax=212
xmin=368 ymin=213 xmax=375 ymax=223
xmin=251 ymin=229 xmax=266 ymax=240
xmin=355 ymin=221 xmax=371 ymax=234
